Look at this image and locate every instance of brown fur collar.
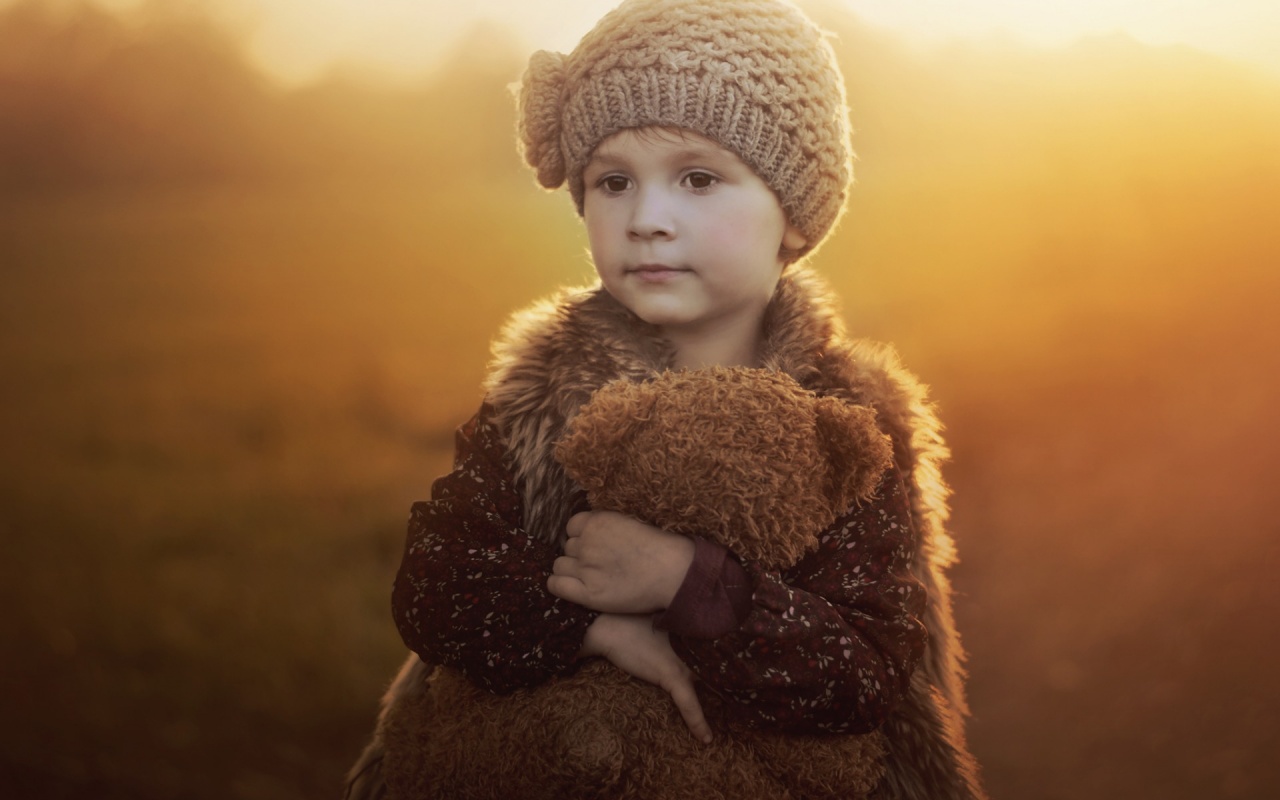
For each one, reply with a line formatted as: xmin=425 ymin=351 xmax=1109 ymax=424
xmin=484 ymin=267 xmax=907 ymax=540
xmin=482 ymin=266 xmax=986 ymax=800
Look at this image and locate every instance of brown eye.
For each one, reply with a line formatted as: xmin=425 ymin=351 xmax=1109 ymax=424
xmin=602 ymin=176 xmax=630 ymax=193
xmin=685 ymin=171 xmax=716 ymax=190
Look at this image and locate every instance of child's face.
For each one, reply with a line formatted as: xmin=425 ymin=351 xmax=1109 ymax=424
xmin=582 ymin=127 xmax=806 ymax=355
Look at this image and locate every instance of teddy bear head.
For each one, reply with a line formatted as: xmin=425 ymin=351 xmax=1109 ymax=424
xmin=554 ymin=367 xmax=893 ymax=570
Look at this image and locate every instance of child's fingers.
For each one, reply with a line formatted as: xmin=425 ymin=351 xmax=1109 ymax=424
xmin=551 ymin=554 xmax=580 ymax=579
xmin=662 ymin=674 xmax=713 ymax=744
xmin=564 ymin=511 xmax=592 ymax=538
xmin=546 ymin=571 xmax=586 ymax=604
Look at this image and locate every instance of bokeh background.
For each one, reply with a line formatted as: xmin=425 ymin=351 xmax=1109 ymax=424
xmin=2 ymin=0 xmax=1278 ymax=798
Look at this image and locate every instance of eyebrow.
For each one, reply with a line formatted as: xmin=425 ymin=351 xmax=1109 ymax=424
xmin=586 ymin=141 xmax=731 ymax=172
xmin=584 ymin=150 xmax=629 ymax=170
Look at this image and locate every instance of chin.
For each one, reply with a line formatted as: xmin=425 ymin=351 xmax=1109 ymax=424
xmin=608 ymin=294 xmax=686 ymax=325
xmin=632 ymin=305 xmax=695 ymax=328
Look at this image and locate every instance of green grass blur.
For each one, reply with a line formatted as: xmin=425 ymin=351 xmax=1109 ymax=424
xmin=1 ymin=1 xmax=1278 ymax=797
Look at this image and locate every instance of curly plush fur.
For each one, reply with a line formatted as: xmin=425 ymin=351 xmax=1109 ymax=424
xmin=350 ymin=268 xmax=986 ymax=800
xmin=385 ymin=662 xmax=887 ymax=800
xmin=381 ymin=367 xmax=892 ymax=800
xmin=557 ymin=368 xmax=891 ymax=568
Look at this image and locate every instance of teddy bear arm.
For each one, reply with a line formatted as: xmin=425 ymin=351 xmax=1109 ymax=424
xmin=747 ymin=725 xmax=888 ymax=800
xmin=384 ymin=662 xmax=663 ymax=800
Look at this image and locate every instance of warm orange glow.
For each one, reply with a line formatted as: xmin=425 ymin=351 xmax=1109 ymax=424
xmin=2 ymin=2 xmax=1278 ymax=799
xmin=843 ymin=0 xmax=1280 ymax=74
xmin=7 ymin=0 xmax=1277 ymax=84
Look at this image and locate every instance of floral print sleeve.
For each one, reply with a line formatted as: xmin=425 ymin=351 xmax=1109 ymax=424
xmin=391 ymin=404 xmax=595 ymax=693
xmin=393 ymin=402 xmax=926 ymax=730
xmin=668 ymin=462 xmax=928 ymax=735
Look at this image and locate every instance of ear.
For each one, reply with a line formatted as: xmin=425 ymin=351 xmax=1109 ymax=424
xmin=813 ymin=397 xmax=893 ymax=512
xmin=781 ymin=224 xmax=807 ymax=253
xmin=554 ymin=380 xmax=654 ymax=492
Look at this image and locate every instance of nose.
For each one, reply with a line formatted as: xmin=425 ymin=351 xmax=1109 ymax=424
xmin=628 ymin=185 xmax=675 ymax=240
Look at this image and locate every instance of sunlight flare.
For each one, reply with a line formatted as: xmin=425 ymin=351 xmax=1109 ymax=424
xmin=8 ymin=0 xmax=1275 ymax=84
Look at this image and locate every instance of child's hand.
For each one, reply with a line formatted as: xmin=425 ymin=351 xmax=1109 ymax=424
xmin=582 ymin=613 xmax=712 ymax=744
xmin=548 ymin=511 xmax=695 ymax=614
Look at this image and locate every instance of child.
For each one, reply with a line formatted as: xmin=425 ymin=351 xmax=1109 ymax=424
xmin=348 ymin=0 xmax=985 ymax=797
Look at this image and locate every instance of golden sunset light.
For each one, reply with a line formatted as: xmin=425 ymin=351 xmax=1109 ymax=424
xmin=1 ymin=0 xmax=1277 ymax=798
xmin=14 ymin=0 xmax=1279 ymax=83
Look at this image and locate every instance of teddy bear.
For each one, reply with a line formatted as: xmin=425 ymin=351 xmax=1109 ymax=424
xmin=379 ymin=367 xmax=895 ymax=800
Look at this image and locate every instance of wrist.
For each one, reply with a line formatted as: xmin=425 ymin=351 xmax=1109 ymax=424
xmin=580 ymin=612 xmax=614 ymax=658
xmin=655 ymin=535 xmax=696 ymax=609
xmin=580 ymin=616 xmax=601 ymax=659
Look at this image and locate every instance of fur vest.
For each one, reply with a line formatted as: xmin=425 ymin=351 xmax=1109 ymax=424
xmin=348 ymin=267 xmax=986 ymax=800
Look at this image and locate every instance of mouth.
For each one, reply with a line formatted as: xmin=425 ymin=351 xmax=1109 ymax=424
xmin=626 ymin=264 xmax=691 ymax=280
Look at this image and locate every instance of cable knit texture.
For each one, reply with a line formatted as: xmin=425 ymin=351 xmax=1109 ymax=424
xmin=516 ymin=0 xmax=853 ymax=255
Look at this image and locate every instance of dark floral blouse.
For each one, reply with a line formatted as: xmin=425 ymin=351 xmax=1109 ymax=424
xmin=392 ymin=403 xmax=927 ymax=735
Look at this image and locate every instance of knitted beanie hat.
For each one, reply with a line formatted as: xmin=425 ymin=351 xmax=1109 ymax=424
xmin=516 ymin=0 xmax=853 ymax=256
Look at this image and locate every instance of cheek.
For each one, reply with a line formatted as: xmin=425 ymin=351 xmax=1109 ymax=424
xmin=583 ymin=210 xmax=618 ymax=261
xmin=697 ymin=213 xmax=760 ymax=252
xmin=701 ymin=199 xmax=787 ymax=255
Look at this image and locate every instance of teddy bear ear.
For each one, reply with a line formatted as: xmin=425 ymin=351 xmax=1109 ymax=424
xmin=813 ymin=397 xmax=894 ymax=512
xmin=554 ymin=380 xmax=654 ymax=489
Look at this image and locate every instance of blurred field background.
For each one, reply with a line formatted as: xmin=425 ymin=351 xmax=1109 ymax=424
xmin=1 ymin=0 xmax=1278 ymax=798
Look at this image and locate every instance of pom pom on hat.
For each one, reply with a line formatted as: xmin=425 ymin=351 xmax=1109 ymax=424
xmin=517 ymin=50 xmax=569 ymax=189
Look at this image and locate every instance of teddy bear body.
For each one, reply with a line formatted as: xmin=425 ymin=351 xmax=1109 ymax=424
xmin=555 ymin=368 xmax=892 ymax=569
xmin=382 ymin=367 xmax=894 ymax=800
